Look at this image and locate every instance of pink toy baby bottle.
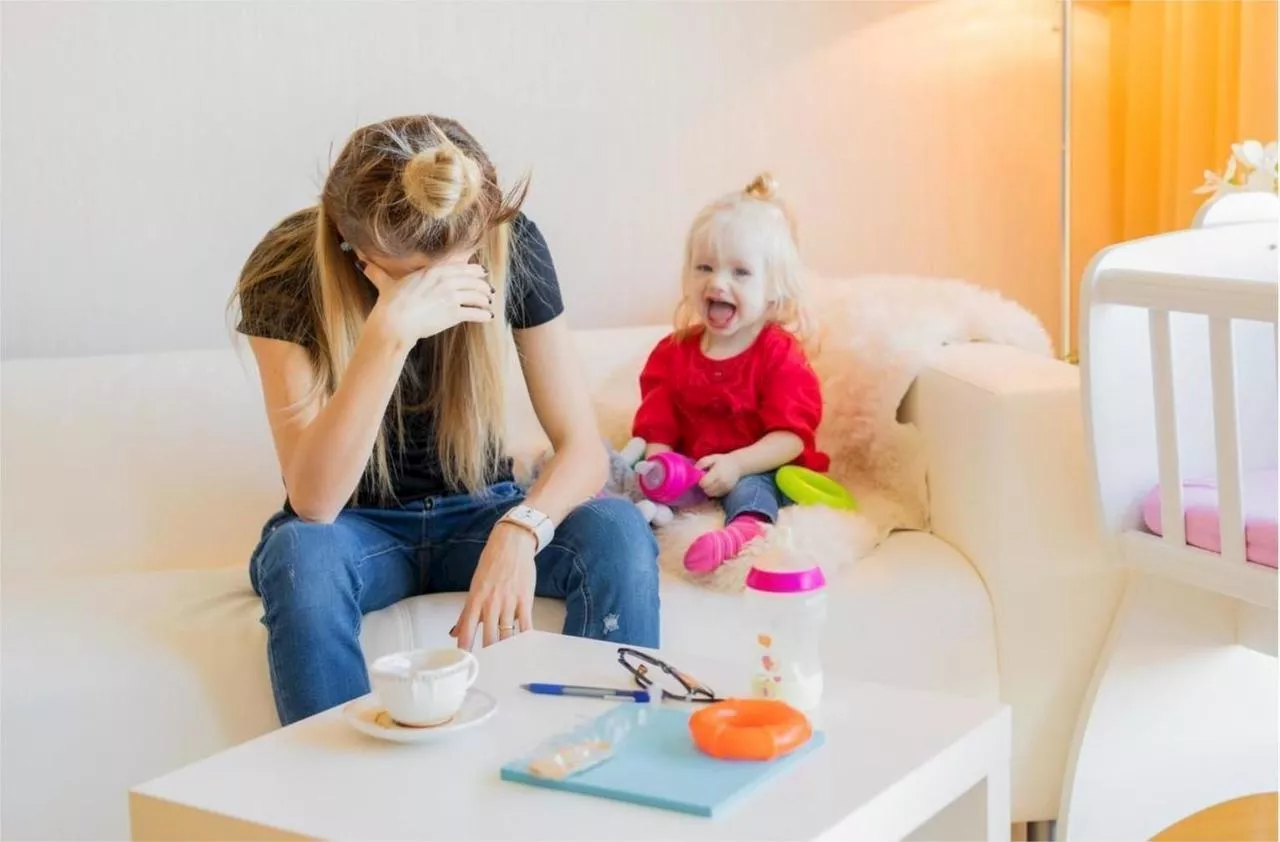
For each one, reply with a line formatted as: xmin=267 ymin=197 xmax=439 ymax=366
xmin=634 ymin=452 xmax=707 ymax=508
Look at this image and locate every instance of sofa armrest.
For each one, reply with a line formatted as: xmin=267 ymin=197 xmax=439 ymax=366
xmin=905 ymin=343 xmax=1091 ymax=563
xmin=901 ymin=342 xmax=1124 ymax=821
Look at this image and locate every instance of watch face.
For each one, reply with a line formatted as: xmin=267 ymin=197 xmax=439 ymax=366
xmin=503 ymin=506 xmax=549 ymax=552
xmin=507 ymin=507 xmax=538 ymax=528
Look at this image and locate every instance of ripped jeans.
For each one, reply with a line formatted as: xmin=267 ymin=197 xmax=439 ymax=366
xmin=248 ymin=482 xmax=660 ymax=725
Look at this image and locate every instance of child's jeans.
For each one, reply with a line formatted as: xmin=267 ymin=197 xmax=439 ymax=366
xmin=722 ymin=472 xmax=793 ymax=523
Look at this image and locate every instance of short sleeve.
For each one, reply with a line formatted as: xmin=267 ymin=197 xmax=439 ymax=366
xmin=235 ymin=217 xmax=317 ymax=351
xmin=758 ymin=333 xmax=824 ymax=451
xmin=507 ymin=214 xmax=565 ymax=330
xmin=632 ymin=335 xmax=682 ymax=448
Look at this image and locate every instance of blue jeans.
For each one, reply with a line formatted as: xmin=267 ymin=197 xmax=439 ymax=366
xmin=248 ymin=482 xmax=660 ymax=725
xmin=721 ymin=472 xmax=792 ymax=523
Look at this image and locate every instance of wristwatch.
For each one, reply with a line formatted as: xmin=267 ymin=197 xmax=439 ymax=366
xmin=498 ymin=504 xmax=555 ymax=554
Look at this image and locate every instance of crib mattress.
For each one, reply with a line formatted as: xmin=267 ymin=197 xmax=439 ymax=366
xmin=1141 ymin=468 xmax=1278 ymax=569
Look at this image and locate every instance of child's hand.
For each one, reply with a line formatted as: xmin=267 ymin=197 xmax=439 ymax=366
xmin=697 ymin=454 xmax=743 ymax=497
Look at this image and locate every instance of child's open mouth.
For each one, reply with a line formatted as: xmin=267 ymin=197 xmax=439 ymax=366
xmin=705 ymin=298 xmax=737 ymax=330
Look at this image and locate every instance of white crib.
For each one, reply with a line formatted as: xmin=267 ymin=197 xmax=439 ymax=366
xmin=1084 ymin=220 xmax=1277 ymax=620
xmin=1059 ymin=220 xmax=1278 ymax=841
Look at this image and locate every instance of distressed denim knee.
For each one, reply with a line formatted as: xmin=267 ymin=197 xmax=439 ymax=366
xmin=550 ymin=497 xmax=660 ymax=647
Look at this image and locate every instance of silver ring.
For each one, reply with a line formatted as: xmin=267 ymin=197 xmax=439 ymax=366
xmin=499 ymin=624 xmax=517 ymax=632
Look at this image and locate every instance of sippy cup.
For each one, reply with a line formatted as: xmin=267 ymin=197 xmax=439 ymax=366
xmin=634 ymin=451 xmax=707 ymax=508
xmin=744 ymin=534 xmax=827 ymax=712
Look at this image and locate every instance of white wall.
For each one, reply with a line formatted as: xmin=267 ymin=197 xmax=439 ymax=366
xmin=1 ymin=0 xmax=1064 ymax=359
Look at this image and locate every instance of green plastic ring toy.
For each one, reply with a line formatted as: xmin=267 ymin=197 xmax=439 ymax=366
xmin=776 ymin=465 xmax=857 ymax=511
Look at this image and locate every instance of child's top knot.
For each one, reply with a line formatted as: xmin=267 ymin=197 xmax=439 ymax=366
xmin=744 ymin=172 xmax=779 ymax=201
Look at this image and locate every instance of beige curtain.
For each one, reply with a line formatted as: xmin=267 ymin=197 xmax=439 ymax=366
xmin=1108 ymin=0 xmax=1278 ymax=239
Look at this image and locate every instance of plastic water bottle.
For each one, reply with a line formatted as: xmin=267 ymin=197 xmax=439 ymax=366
xmin=744 ymin=536 xmax=827 ymax=712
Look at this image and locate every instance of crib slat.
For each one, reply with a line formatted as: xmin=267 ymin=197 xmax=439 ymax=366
xmin=1208 ymin=316 xmax=1247 ymax=565
xmin=1149 ymin=309 xmax=1185 ymax=548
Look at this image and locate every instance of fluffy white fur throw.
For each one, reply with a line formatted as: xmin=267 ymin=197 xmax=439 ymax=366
xmin=590 ymin=274 xmax=1052 ymax=592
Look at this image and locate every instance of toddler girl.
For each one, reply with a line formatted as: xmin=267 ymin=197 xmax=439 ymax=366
xmin=632 ymin=174 xmax=828 ymax=573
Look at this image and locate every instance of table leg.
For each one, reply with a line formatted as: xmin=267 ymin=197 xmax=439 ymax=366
xmin=985 ymin=762 xmax=1012 ymax=842
xmin=906 ymin=764 xmax=1013 ymax=842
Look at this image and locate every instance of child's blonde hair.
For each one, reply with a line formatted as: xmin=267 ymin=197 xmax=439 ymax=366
xmin=674 ymin=173 xmax=814 ymax=342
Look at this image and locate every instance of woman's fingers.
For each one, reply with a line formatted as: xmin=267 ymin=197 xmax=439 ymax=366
xmin=499 ymin=597 xmax=520 ymax=641
xmin=407 ymin=262 xmax=486 ymax=295
xmin=457 ymin=306 xmax=497 ymax=324
xmin=441 ymin=264 xmax=488 ymax=286
xmin=515 ymin=594 xmax=534 ymax=634
xmin=442 ymin=278 xmax=494 ymax=324
xmin=444 ymin=276 xmax=494 ymax=305
xmin=454 ymin=597 xmax=481 ymax=651
xmin=454 ymin=289 xmax=493 ymax=311
xmin=459 ymin=589 xmax=509 ymax=649
xmin=478 ymin=591 xmax=525 ymax=647
xmin=482 ymin=595 xmax=502 ymax=648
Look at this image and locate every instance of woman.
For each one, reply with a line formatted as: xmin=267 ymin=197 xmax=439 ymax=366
xmin=234 ymin=115 xmax=660 ymax=725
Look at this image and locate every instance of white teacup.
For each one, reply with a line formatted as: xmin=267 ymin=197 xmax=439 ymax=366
xmin=369 ymin=648 xmax=480 ymax=727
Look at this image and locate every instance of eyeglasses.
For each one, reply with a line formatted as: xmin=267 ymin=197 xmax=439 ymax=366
xmin=617 ymin=647 xmax=720 ymax=703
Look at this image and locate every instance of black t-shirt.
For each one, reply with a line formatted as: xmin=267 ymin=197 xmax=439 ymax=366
xmin=236 ymin=212 xmax=564 ymax=507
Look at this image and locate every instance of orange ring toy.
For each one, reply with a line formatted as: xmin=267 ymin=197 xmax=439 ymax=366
xmin=688 ymin=699 xmax=812 ymax=761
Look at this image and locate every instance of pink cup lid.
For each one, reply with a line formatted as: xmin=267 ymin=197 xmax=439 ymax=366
xmin=745 ymin=565 xmax=826 ymax=594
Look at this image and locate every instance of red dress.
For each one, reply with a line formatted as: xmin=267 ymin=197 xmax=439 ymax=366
xmin=632 ymin=324 xmax=830 ymax=472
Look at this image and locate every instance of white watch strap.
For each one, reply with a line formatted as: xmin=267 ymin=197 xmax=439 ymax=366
xmin=503 ymin=505 xmax=554 ymax=554
xmin=532 ymin=512 xmax=554 ymax=553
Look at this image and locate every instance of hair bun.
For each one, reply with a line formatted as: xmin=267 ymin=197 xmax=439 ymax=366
xmin=402 ymin=129 xmax=484 ymax=219
xmin=744 ymin=172 xmax=779 ymax=200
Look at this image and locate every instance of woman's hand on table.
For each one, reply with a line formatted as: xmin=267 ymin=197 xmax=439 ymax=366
xmin=451 ymin=523 xmax=537 ymax=649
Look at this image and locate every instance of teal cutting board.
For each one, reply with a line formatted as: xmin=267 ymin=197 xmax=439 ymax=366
xmin=499 ymin=704 xmax=824 ymax=818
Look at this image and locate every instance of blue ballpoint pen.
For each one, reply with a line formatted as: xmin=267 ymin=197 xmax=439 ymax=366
xmin=521 ymin=683 xmax=650 ymax=702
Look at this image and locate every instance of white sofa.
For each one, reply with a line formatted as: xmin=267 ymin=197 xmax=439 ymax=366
xmin=0 ymin=325 xmax=1121 ymax=840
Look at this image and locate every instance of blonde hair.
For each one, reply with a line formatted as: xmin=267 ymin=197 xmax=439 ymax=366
xmin=234 ymin=115 xmax=526 ymax=501
xmin=674 ymin=172 xmax=814 ymax=342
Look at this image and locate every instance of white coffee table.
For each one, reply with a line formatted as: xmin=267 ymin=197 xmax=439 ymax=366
xmin=131 ymin=632 xmax=1010 ymax=841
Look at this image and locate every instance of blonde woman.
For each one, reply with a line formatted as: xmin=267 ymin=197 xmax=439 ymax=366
xmin=235 ymin=115 xmax=658 ymax=725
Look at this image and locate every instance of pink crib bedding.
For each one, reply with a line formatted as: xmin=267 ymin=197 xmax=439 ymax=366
xmin=1141 ymin=468 xmax=1278 ymax=569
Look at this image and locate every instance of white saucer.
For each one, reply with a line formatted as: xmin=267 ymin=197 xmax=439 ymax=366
xmin=343 ymin=689 xmax=498 ymax=744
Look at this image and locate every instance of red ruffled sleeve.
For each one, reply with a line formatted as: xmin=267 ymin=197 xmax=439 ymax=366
xmin=757 ymin=331 xmax=830 ymax=471
xmin=632 ymin=335 xmax=682 ymax=449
